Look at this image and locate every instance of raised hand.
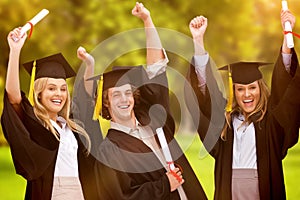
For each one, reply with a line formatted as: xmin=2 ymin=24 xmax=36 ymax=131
xmin=132 ymin=2 xmax=150 ymax=22
xmin=77 ymin=46 xmax=94 ymax=66
xmin=189 ymin=16 xmax=207 ymax=55
xmin=189 ymin=16 xmax=208 ymax=40
xmin=7 ymin=27 xmax=27 ymax=51
xmin=281 ymin=10 xmax=296 ymax=30
xmin=281 ymin=10 xmax=296 ymax=53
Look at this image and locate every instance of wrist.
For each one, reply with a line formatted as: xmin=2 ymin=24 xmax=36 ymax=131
xmin=193 ymin=39 xmax=205 ymax=55
xmin=9 ymin=48 xmax=21 ymax=56
xmin=282 ymin=40 xmax=291 ymax=54
xmin=85 ymin=55 xmax=95 ymax=66
xmin=143 ymin=15 xmax=153 ymax=27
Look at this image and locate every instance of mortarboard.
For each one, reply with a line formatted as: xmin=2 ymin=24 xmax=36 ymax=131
xmin=89 ymin=65 xmax=146 ymax=120
xmin=219 ymin=62 xmax=271 ymax=84
xmin=23 ymin=53 xmax=76 ymax=80
xmin=218 ymin=61 xmax=271 ymax=112
xmin=23 ymin=53 xmax=76 ymax=105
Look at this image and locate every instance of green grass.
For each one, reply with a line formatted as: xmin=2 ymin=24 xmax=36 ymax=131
xmin=0 ymin=146 xmax=26 ymax=200
xmin=0 ymin=134 xmax=299 ymax=199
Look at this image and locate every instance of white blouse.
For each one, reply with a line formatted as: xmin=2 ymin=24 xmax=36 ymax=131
xmin=51 ymin=116 xmax=79 ymax=177
xmin=232 ymin=114 xmax=257 ymax=169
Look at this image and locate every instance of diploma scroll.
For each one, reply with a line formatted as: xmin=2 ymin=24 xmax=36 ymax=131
xmin=282 ymin=0 xmax=294 ymax=48
xmin=13 ymin=9 xmax=49 ymax=42
xmin=156 ymin=127 xmax=175 ymax=171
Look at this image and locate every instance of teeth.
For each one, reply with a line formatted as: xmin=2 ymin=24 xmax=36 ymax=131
xmin=52 ymin=100 xmax=62 ymax=104
xmin=243 ymin=100 xmax=253 ymax=103
xmin=119 ymin=105 xmax=129 ymax=109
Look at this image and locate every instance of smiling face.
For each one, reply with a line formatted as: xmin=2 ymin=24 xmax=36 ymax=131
xmin=39 ymin=78 xmax=68 ymax=120
xmin=107 ymin=84 xmax=135 ymax=124
xmin=234 ymin=80 xmax=260 ymax=116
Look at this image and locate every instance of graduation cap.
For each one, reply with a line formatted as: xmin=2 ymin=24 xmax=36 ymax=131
xmin=219 ymin=62 xmax=271 ymax=84
xmin=218 ymin=61 xmax=271 ymax=112
xmin=89 ymin=65 xmax=146 ymax=120
xmin=23 ymin=53 xmax=76 ymax=105
xmin=23 ymin=53 xmax=76 ymax=80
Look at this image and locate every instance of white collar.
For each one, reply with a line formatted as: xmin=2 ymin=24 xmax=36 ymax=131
xmin=50 ymin=116 xmax=67 ymax=130
xmin=110 ymin=119 xmax=141 ymax=134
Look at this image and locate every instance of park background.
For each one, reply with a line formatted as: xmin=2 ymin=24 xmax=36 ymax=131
xmin=0 ymin=0 xmax=300 ymax=199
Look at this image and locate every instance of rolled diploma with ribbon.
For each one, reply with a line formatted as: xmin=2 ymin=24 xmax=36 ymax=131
xmin=13 ymin=9 xmax=49 ymax=41
xmin=156 ymin=127 xmax=175 ymax=170
xmin=282 ymin=0 xmax=294 ymax=48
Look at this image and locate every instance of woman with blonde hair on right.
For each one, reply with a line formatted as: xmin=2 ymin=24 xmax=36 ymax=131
xmin=185 ymin=10 xmax=300 ymax=200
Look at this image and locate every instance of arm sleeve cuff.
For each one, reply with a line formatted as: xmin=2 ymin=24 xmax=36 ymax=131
xmin=146 ymin=49 xmax=169 ymax=79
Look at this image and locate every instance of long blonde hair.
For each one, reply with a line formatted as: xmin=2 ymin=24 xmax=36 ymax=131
xmin=33 ymin=78 xmax=91 ymax=152
xmin=221 ymin=79 xmax=270 ymax=140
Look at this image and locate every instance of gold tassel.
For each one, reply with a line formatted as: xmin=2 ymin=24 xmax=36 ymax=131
xmin=28 ymin=60 xmax=36 ymax=106
xmin=225 ymin=64 xmax=233 ymax=112
xmin=93 ymin=75 xmax=103 ymax=120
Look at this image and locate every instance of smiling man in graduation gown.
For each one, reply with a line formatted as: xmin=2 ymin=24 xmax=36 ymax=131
xmin=91 ymin=2 xmax=208 ymax=200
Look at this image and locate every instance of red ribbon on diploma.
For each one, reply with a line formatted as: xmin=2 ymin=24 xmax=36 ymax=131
xmin=27 ymin=22 xmax=34 ymax=39
xmin=167 ymin=161 xmax=183 ymax=183
xmin=284 ymin=31 xmax=300 ymax=39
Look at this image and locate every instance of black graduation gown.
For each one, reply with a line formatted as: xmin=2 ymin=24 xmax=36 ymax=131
xmin=185 ymin=49 xmax=300 ymax=200
xmin=72 ymin=76 xmax=103 ymax=157
xmin=1 ymin=91 xmax=99 ymax=200
xmin=95 ymin=71 xmax=208 ymax=200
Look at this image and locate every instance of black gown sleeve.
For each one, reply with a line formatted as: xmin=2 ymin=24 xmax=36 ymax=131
xmin=72 ymin=77 xmax=103 ymax=156
xmin=272 ymin=50 xmax=300 ymax=157
xmin=95 ymin=133 xmax=174 ymax=200
xmin=1 ymin=91 xmax=58 ymax=180
xmin=185 ymin=56 xmax=226 ymax=158
xmin=269 ymin=48 xmax=298 ymax=109
xmin=134 ymin=67 xmax=176 ymax=137
xmin=97 ymin=163 xmax=171 ymax=200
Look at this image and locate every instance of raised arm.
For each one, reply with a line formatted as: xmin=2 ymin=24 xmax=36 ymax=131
xmin=270 ymin=9 xmax=298 ymax=108
xmin=6 ymin=28 xmax=27 ymax=109
xmin=132 ymin=2 xmax=165 ymax=65
xmin=271 ymin=10 xmax=299 ymax=154
xmin=189 ymin=16 xmax=207 ymax=56
xmin=188 ymin=16 xmax=209 ymax=95
xmin=131 ymin=2 xmax=170 ymax=110
xmin=77 ymin=46 xmax=95 ymax=96
xmin=186 ymin=16 xmax=226 ymax=157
